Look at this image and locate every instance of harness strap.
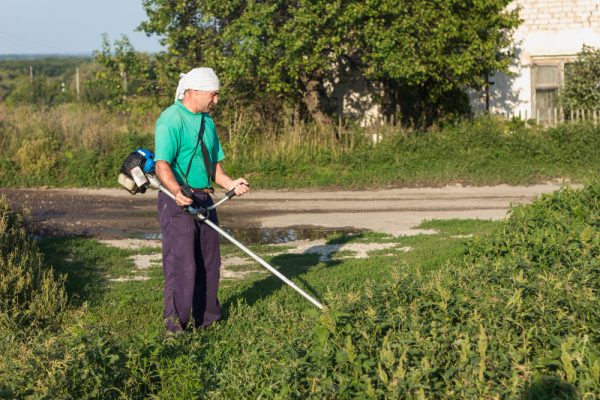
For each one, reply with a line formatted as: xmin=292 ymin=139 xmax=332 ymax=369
xmin=179 ymin=114 xmax=213 ymax=191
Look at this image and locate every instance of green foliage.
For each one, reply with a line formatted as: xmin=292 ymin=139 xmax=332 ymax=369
xmin=1 ymin=103 xmax=600 ymax=188
xmin=0 ymin=103 xmax=156 ymax=187
xmin=359 ymin=0 xmax=519 ymax=124
xmin=0 ymin=322 xmax=133 ymax=399
xmin=5 ymin=75 xmax=73 ymax=107
xmin=0 ymin=53 xmax=160 ymax=112
xmin=224 ymin=115 xmax=600 ymax=188
xmin=86 ymin=34 xmax=159 ymax=111
xmin=0 ymin=197 xmax=67 ymax=329
xmin=560 ymin=45 xmax=600 ymax=111
xmin=0 ymin=56 xmax=91 ymax=105
xmin=2 ymin=183 xmax=599 ymax=398
xmin=139 ymin=0 xmax=520 ymax=124
xmin=0 ymin=56 xmax=88 ymax=77
xmin=14 ymin=136 xmax=61 ymax=177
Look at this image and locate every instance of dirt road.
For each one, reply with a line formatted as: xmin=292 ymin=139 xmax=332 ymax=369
xmin=0 ymin=183 xmax=571 ymax=239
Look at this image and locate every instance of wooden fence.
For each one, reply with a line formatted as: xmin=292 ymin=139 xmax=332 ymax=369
xmin=495 ymin=108 xmax=600 ymax=127
xmin=535 ymin=108 xmax=600 ymax=126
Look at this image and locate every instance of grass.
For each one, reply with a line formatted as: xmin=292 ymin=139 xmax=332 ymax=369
xmin=35 ymin=220 xmax=491 ymax=342
xmin=1 ymin=103 xmax=600 ymax=188
xmin=1 ymin=183 xmax=598 ymax=398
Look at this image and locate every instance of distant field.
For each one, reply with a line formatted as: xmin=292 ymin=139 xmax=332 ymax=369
xmin=0 ymin=56 xmax=92 ymax=102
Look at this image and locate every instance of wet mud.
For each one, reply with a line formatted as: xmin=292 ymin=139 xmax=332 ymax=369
xmin=0 ymin=184 xmax=568 ymax=241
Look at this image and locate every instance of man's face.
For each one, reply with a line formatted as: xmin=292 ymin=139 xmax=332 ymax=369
xmin=192 ymin=90 xmax=219 ymax=112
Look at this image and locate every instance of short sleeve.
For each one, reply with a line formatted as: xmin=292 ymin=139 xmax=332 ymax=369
xmin=154 ymin=122 xmax=178 ymax=163
xmin=204 ymin=115 xmax=225 ymax=163
xmin=214 ymin=137 xmax=225 ymax=163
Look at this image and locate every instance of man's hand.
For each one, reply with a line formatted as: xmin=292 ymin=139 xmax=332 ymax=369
xmin=230 ymin=178 xmax=250 ymax=197
xmin=214 ymin=163 xmax=250 ymax=197
xmin=156 ymin=160 xmax=194 ymax=206
xmin=175 ymin=189 xmax=194 ymax=206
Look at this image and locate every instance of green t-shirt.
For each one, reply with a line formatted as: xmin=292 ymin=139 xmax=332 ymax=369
xmin=154 ymin=101 xmax=225 ymax=188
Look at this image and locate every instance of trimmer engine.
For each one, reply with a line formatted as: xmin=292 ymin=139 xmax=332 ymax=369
xmin=118 ymin=148 xmax=157 ymax=194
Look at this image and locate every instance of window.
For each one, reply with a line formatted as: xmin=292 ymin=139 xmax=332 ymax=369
xmin=532 ymin=64 xmax=560 ymax=122
xmin=531 ymin=57 xmax=576 ymax=123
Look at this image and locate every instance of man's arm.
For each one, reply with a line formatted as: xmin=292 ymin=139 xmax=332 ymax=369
xmin=155 ymin=160 xmax=193 ymax=206
xmin=214 ymin=162 xmax=250 ymax=197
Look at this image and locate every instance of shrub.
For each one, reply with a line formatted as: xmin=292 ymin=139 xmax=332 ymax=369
xmin=189 ymin=183 xmax=599 ymax=398
xmin=286 ymin=183 xmax=600 ymax=398
xmin=559 ymin=45 xmax=600 ymax=111
xmin=14 ymin=136 xmax=60 ymax=177
xmin=0 ymin=196 xmax=67 ymax=328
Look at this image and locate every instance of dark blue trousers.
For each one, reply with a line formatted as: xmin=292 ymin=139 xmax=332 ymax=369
xmin=157 ymin=191 xmax=221 ymax=332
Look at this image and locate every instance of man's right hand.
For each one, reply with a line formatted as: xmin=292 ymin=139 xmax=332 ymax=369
xmin=175 ymin=189 xmax=194 ymax=206
xmin=156 ymin=161 xmax=194 ymax=206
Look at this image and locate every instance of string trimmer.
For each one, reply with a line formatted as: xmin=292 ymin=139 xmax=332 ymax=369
xmin=118 ymin=148 xmax=324 ymax=310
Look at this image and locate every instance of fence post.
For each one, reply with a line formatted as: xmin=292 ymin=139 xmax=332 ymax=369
xmin=559 ymin=106 xmax=564 ymax=123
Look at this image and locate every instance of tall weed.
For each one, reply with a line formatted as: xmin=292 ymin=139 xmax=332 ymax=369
xmin=0 ymin=196 xmax=67 ymax=328
xmin=2 ymin=103 xmax=600 ymax=188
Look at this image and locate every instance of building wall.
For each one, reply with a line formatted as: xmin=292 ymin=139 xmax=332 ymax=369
xmin=470 ymin=0 xmax=600 ymax=118
xmin=329 ymin=61 xmax=384 ymax=127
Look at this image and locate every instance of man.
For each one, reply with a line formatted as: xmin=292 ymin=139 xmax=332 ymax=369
xmin=154 ymin=67 xmax=249 ymax=332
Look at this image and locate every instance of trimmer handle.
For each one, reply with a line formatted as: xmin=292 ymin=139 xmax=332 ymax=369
xmin=225 ymin=188 xmax=236 ymax=199
xmin=225 ymin=183 xmax=249 ymax=199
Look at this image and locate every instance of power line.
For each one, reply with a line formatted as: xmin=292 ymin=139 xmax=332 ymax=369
xmin=0 ymin=38 xmax=25 ymax=54
xmin=0 ymin=29 xmax=67 ymax=53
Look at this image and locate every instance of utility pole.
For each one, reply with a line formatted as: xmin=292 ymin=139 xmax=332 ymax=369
xmin=120 ymin=65 xmax=128 ymax=95
xmin=75 ymin=67 xmax=80 ymax=101
xmin=29 ymin=66 xmax=34 ymax=101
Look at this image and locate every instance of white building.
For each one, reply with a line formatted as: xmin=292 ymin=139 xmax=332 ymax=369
xmin=471 ymin=0 xmax=600 ymax=122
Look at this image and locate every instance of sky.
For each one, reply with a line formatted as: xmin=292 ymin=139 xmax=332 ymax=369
xmin=0 ymin=0 xmax=163 ymax=55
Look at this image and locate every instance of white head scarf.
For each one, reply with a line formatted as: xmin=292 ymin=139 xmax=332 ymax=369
xmin=174 ymin=67 xmax=220 ymax=101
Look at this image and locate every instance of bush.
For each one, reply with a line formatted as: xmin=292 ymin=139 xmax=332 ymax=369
xmin=1 ymin=103 xmax=600 ymax=188
xmin=285 ymin=183 xmax=599 ymax=398
xmin=186 ymin=182 xmax=599 ymax=398
xmin=0 ymin=196 xmax=67 ymax=328
xmin=559 ymin=45 xmax=600 ymax=111
xmin=14 ymin=136 xmax=60 ymax=177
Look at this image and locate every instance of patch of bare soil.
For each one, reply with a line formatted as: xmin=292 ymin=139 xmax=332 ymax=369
xmin=0 ymin=183 xmax=571 ymax=239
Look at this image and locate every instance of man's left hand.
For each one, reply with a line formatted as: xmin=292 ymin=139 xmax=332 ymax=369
xmin=230 ymin=178 xmax=250 ymax=197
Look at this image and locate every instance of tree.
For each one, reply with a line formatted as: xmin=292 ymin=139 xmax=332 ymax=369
xmin=356 ymin=0 xmax=520 ymax=125
xmin=87 ymin=34 xmax=158 ymax=110
xmin=560 ymin=45 xmax=600 ymax=112
xmin=139 ymin=0 xmax=520 ymax=125
xmin=139 ymin=0 xmax=224 ymax=105
xmin=5 ymin=75 xmax=65 ymax=107
xmin=140 ymin=0 xmax=360 ymax=124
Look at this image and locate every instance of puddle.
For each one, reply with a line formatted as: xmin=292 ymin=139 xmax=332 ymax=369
xmin=135 ymin=226 xmax=365 ymax=245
